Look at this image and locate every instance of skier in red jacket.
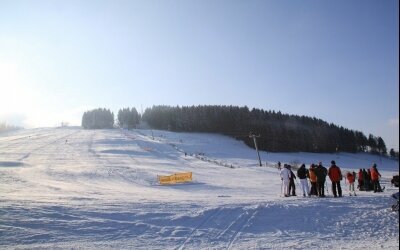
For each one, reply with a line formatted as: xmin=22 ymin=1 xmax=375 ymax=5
xmin=328 ymin=160 xmax=342 ymax=197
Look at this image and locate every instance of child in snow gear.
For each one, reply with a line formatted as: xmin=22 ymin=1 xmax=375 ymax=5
xmin=288 ymin=165 xmax=297 ymax=196
xmin=309 ymin=164 xmax=318 ymax=196
xmin=280 ymin=164 xmax=291 ymax=197
xmin=328 ymin=160 xmax=343 ymax=197
xmin=297 ymin=164 xmax=310 ymax=197
xmin=315 ymin=162 xmax=328 ymax=197
xmin=370 ymin=163 xmax=383 ymax=192
xmin=346 ymin=171 xmax=357 ymax=196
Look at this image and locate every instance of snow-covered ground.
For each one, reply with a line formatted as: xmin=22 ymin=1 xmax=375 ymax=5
xmin=0 ymin=128 xmax=398 ymax=249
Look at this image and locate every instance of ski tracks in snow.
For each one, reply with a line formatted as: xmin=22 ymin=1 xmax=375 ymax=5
xmin=225 ymin=205 xmax=260 ymax=250
xmin=177 ymin=207 xmax=224 ymax=250
xmin=177 ymin=204 xmax=261 ymax=250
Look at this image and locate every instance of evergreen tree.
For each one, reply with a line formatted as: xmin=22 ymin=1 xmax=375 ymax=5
xmin=82 ymin=108 xmax=114 ymax=129
xmin=377 ymin=137 xmax=387 ymax=155
xmin=117 ymin=107 xmax=140 ymax=129
xmin=368 ymin=134 xmax=378 ymax=154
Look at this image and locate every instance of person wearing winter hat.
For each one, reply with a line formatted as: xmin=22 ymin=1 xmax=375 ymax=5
xmin=315 ymin=162 xmax=328 ymax=197
xmin=370 ymin=163 xmax=382 ymax=192
xmin=328 ymin=160 xmax=343 ymax=197
xmin=297 ymin=164 xmax=310 ymax=197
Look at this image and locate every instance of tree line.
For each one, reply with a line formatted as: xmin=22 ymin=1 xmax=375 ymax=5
xmin=80 ymin=105 xmax=398 ymax=157
xmin=82 ymin=108 xmax=115 ymax=129
xmin=142 ymin=105 xmax=389 ymax=154
xmin=117 ymin=107 xmax=140 ymax=129
xmin=81 ymin=107 xmax=140 ymax=129
xmin=0 ymin=122 xmax=21 ymax=132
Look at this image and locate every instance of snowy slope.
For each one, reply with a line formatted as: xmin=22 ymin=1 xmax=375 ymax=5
xmin=0 ymin=128 xmax=398 ymax=249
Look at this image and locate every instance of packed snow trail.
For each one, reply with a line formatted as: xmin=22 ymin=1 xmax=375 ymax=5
xmin=0 ymin=128 xmax=398 ymax=249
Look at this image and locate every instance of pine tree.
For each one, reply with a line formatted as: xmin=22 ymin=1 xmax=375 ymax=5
xmin=377 ymin=137 xmax=387 ymax=155
xmin=81 ymin=108 xmax=114 ymax=129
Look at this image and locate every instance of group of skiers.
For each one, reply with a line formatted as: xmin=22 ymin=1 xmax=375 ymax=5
xmin=279 ymin=161 xmax=383 ymax=198
xmin=357 ymin=164 xmax=384 ymax=192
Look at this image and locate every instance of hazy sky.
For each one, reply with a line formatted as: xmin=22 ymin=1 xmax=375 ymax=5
xmin=0 ymin=0 xmax=399 ymax=149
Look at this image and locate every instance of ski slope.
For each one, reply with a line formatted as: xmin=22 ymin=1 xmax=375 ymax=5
xmin=0 ymin=128 xmax=399 ymax=249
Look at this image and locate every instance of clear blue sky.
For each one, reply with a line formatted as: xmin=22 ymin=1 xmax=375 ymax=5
xmin=0 ymin=0 xmax=399 ymax=150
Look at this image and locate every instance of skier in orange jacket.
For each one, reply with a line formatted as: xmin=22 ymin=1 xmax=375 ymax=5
xmin=309 ymin=164 xmax=318 ymax=196
xmin=370 ymin=163 xmax=382 ymax=192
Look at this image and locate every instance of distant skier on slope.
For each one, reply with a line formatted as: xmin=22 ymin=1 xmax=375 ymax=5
xmin=328 ymin=160 xmax=343 ymax=198
xmin=297 ymin=164 xmax=310 ymax=197
xmin=277 ymin=161 xmax=281 ymax=170
xmin=280 ymin=164 xmax=291 ymax=197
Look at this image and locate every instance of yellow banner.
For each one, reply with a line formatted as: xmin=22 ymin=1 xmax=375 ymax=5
xmin=158 ymin=172 xmax=192 ymax=185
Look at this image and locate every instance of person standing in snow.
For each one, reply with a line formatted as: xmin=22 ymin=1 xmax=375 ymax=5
xmin=280 ymin=164 xmax=291 ymax=197
xmin=315 ymin=162 xmax=328 ymax=197
xmin=370 ymin=163 xmax=382 ymax=192
xmin=328 ymin=160 xmax=343 ymax=198
xmin=309 ymin=164 xmax=318 ymax=196
xmin=297 ymin=164 xmax=310 ymax=197
xmin=346 ymin=171 xmax=357 ymax=196
xmin=288 ymin=165 xmax=297 ymax=196
xmin=362 ymin=169 xmax=370 ymax=191
xmin=358 ymin=169 xmax=364 ymax=191
xmin=277 ymin=161 xmax=282 ymax=170
xmin=368 ymin=169 xmax=375 ymax=190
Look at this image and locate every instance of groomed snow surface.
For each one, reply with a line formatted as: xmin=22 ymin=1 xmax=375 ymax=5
xmin=0 ymin=128 xmax=399 ymax=249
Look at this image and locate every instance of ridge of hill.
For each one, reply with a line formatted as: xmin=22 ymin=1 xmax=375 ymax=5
xmin=141 ymin=105 xmax=390 ymax=154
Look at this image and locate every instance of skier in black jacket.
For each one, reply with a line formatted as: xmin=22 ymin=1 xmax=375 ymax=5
xmin=297 ymin=164 xmax=310 ymax=197
xmin=288 ymin=165 xmax=297 ymax=196
xmin=315 ymin=162 xmax=328 ymax=197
